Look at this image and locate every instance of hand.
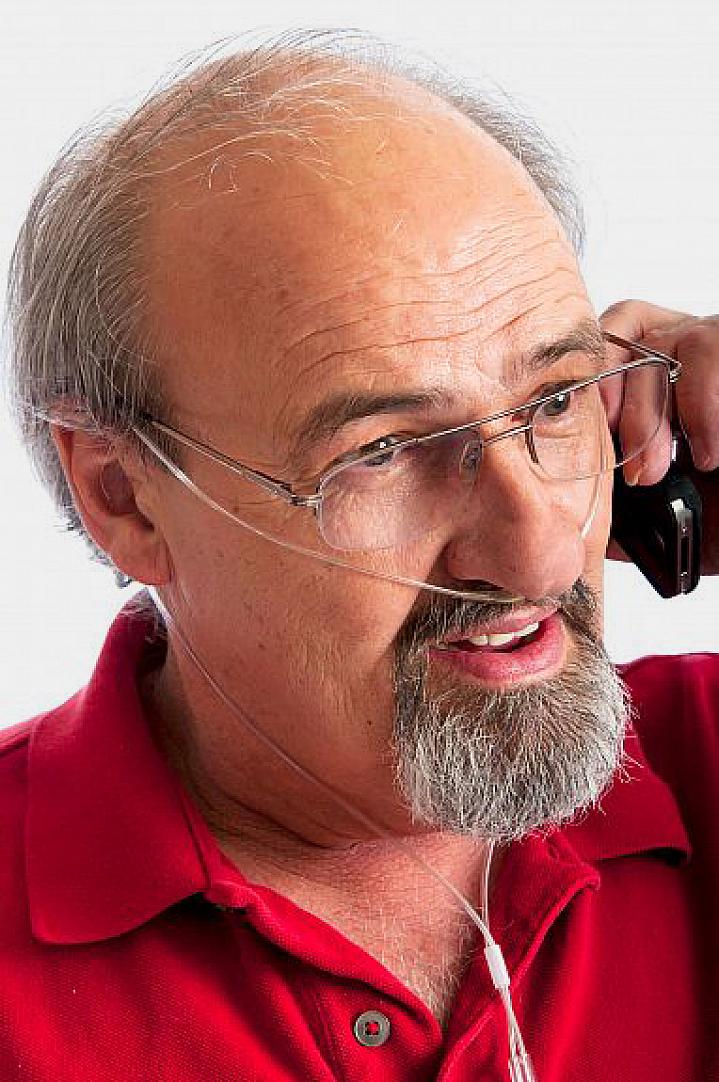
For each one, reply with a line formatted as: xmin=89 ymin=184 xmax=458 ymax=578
xmin=600 ymin=300 xmax=719 ymax=576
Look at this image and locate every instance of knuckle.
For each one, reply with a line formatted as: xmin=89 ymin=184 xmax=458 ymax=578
xmin=601 ymin=299 xmax=642 ymax=320
xmin=678 ymin=322 xmax=719 ymax=357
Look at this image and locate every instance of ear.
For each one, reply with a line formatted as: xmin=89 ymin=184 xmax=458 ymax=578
xmin=51 ymin=424 xmax=171 ymax=586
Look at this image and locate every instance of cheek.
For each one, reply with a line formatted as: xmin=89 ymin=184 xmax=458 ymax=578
xmin=217 ymin=570 xmax=404 ymax=751
xmin=156 ymin=465 xmax=438 ymax=726
xmin=166 ymin=508 xmax=408 ymax=693
xmin=580 ymin=475 xmax=612 ymax=623
xmin=585 ymin=473 xmax=613 ymax=554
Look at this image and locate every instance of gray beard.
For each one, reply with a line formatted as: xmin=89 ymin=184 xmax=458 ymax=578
xmin=392 ymin=580 xmax=629 ymax=842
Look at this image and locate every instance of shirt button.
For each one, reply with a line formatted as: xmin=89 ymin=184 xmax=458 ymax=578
xmin=353 ymin=1010 xmax=391 ymax=1048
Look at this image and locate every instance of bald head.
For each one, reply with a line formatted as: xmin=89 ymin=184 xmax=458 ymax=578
xmin=7 ymin=31 xmax=583 ymax=563
xmin=143 ymin=73 xmax=578 ymax=460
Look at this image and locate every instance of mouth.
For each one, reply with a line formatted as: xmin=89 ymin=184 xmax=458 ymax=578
xmin=429 ymin=608 xmax=566 ymax=687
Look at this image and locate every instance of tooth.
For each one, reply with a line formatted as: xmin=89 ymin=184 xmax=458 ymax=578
xmin=486 ymin=632 xmax=516 ymax=646
xmin=463 ymin=621 xmax=541 ymax=648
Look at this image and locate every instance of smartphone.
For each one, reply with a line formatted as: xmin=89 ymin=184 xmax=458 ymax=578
xmin=610 ymin=438 xmax=702 ymax=598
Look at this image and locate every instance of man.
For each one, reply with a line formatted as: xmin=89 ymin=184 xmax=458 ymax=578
xmin=3 ymin=32 xmax=718 ymax=1081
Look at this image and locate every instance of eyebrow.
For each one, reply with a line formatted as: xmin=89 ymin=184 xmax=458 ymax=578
xmin=507 ymin=318 xmax=606 ymax=382
xmin=290 ymin=318 xmax=606 ymax=461
xmin=290 ymin=388 xmax=454 ymax=464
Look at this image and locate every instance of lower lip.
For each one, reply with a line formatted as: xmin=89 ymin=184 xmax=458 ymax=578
xmin=429 ymin=613 xmax=566 ymax=686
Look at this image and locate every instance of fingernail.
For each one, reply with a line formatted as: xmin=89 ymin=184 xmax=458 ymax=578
xmin=690 ymin=438 xmax=714 ymax=471
xmin=624 ymin=462 xmax=642 ymax=486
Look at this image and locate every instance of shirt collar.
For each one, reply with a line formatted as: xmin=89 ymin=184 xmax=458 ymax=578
xmin=27 ymin=604 xmax=212 ymax=944
xmin=26 ymin=604 xmax=690 ymax=946
xmin=560 ymin=724 xmax=691 ymax=864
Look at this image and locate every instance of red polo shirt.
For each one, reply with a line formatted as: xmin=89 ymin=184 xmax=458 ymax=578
xmin=1 ymin=607 xmax=717 ymax=1081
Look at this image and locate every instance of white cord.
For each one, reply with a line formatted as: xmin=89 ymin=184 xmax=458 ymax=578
xmin=49 ymin=410 xmax=550 ymax=1076
xmin=148 ymin=588 xmax=537 ymax=1082
xmin=480 ymin=840 xmax=537 ymax=1082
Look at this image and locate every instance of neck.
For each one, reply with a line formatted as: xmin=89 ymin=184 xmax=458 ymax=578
xmin=141 ymin=641 xmax=503 ymax=1025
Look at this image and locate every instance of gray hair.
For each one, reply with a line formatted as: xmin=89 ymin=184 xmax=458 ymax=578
xmin=4 ymin=29 xmax=585 ymax=569
xmin=393 ymin=579 xmax=629 ymax=841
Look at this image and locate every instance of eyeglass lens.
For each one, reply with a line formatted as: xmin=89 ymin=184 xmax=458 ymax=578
xmin=317 ymin=361 xmax=669 ymax=552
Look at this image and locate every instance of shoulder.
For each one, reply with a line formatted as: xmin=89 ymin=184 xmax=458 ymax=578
xmin=0 ymin=689 xmax=86 ymax=817
xmin=0 ymin=718 xmax=36 ymax=931
xmin=0 ymin=718 xmax=33 ymax=805
xmin=621 ymin=650 xmax=719 ymax=683
xmin=620 ymin=653 xmax=719 ymax=854
xmin=0 ymin=697 xmax=79 ymax=892
xmin=620 ymin=652 xmax=719 ymax=736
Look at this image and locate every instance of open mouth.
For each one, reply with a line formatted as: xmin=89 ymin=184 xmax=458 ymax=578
xmin=437 ymin=621 xmax=541 ymax=654
xmin=429 ymin=612 xmax=565 ymax=685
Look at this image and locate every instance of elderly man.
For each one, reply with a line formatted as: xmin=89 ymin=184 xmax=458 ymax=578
xmin=3 ymin=32 xmax=719 ymax=1082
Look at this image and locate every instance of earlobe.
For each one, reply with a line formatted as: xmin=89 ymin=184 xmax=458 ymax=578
xmin=50 ymin=423 xmax=171 ymax=586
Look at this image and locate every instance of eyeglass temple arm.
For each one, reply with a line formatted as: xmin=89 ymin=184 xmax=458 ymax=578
xmin=140 ymin=417 xmax=320 ymax=508
xmin=602 ymin=331 xmax=681 ymax=383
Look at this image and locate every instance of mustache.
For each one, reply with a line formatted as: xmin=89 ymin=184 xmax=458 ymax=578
xmin=396 ymin=579 xmax=600 ymax=653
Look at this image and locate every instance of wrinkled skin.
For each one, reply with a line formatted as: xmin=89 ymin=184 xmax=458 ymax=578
xmin=51 ymin=77 xmax=718 ymax=1007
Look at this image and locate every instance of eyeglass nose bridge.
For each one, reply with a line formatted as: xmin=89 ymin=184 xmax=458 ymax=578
xmin=457 ymin=419 xmax=537 ymax=482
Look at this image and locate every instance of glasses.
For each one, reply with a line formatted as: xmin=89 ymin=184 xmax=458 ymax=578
xmin=136 ymin=333 xmax=680 ymax=553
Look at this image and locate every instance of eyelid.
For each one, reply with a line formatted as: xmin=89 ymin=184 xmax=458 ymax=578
xmin=338 ymin=431 xmax=414 ymax=466
xmin=323 ymin=370 xmax=595 ymax=473
xmin=524 ymin=375 xmax=592 ymax=411
xmin=527 ymin=348 xmax=602 ymax=392
xmin=533 ymin=379 xmax=578 ymax=401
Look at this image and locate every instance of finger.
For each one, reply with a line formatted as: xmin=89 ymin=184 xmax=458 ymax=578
xmin=672 ymin=319 xmax=719 ymax=471
xmin=600 ymin=299 xmax=689 ymax=343
xmin=605 ymin=537 xmax=631 ymax=563
xmin=623 ymin=414 xmax=672 ymax=486
xmin=600 ymin=332 xmax=638 ymax=431
xmin=598 ymin=359 xmax=623 ymax=431
xmin=615 ymin=361 xmax=673 ymax=485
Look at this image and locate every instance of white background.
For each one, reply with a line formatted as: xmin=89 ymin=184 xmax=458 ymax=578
xmin=1 ymin=0 xmax=718 ymax=727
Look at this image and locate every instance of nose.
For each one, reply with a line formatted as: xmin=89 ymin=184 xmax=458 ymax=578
xmin=443 ymin=441 xmax=593 ymax=601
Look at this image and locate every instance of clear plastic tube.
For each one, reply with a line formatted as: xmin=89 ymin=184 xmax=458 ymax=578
xmin=149 ymin=588 xmax=537 ymax=1082
xmin=134 ymin=426 xmax=600 ymax=608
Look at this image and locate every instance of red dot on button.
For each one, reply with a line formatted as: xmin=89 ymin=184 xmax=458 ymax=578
xmin=353 ymin=1010 xmax=391 ymax=1047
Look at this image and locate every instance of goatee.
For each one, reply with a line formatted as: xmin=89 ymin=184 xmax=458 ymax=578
xmin=392 ymin=580 xmax=629 ymax=842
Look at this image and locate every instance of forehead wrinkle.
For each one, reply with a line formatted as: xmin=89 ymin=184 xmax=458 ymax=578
xmin=272 ymin=218 xmax=552 ymax=322
xmin=274 ymin=219 xmax=562 ymax=329
xmin=276 ymin=265 xmax=582 ymax=396
xmin=277 ymin=262 xmax=575 ymax=402
xmin=271 ymin=226 xmax=575 ymax=387
xmin=272 ymin=307 xmax=601 ymax=466
xmin=269 ymin=231 xmax=587 ymax=446
xmin=278 ymin=236 xmax=563 ymax=358
xmin=274 ymin=260 xmax=491 ymax=323
xmin=279 ymin=315 xmax=602 ymax=469
xmin=487 ymin=283 xmax=591 ymax=339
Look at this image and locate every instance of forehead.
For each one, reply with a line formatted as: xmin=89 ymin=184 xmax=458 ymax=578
xmin=143 ymin=86 xmax=592 ymax=451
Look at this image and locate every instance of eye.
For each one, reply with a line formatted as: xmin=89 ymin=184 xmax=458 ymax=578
xmin=357 ymin=435 xmax=404 ymax=468
xmin=533 ymin=380 xmax=587 ymax=422
xmin=541 ymin=389 xmax=573 ymax=418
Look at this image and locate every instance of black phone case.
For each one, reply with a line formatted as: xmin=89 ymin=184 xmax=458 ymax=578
xmin=611 ymin=463 xmax=702 ymax=598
